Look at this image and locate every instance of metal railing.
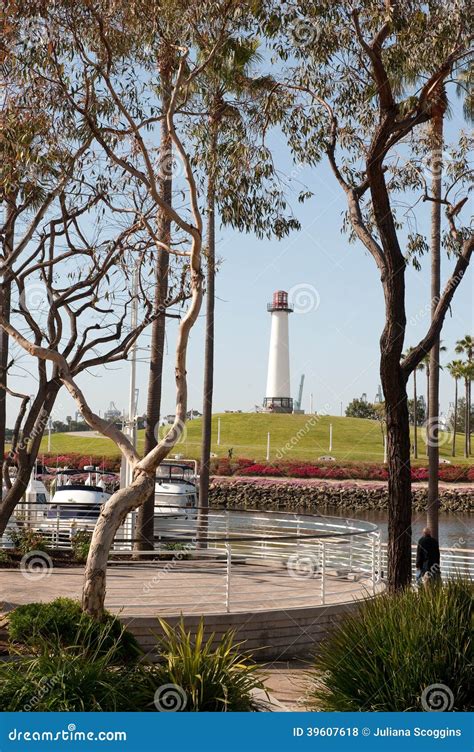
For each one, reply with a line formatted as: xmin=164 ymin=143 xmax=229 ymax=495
xmin=4 ymin=504 xmax=472 ymax=615
xmin=109 ymin=509 xmax=382 ymax=613
xmin=380 ymin=542 xmax=474 ymax=580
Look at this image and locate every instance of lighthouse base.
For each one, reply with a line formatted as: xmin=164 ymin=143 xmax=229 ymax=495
xmin=263 ymin=397 xmax=294 ymax=414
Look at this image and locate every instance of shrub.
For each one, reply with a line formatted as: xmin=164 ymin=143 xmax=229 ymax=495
xmin=0 ymin=633 xmax=147 ymax=711
xmin=8 ymin=527 xmax=48 ymax=555
xmin=151 ymin=619 xmax=267 ymax=711
xmin=309 ymin=578 xmax=472 ymax=711
xmin=243 ymin=463 xmax=284 ymax=477
xmin=8 ymin=598 xmax=141 ymax=663
xmin=70 ymin=530 xmax=92 ymax=563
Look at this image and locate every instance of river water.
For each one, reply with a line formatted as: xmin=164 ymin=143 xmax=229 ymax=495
xmin=323 ymin=506 xmax=472 ymax=549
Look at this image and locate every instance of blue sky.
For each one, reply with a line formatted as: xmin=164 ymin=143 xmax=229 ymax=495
xmin=7 ymin=103 xmax=472 ymax=427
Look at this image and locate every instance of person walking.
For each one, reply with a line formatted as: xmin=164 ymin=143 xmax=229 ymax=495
xmin=416 ymin=527 xmax=441 ymax=586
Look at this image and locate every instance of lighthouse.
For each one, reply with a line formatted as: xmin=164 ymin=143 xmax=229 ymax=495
xmin=263 ymin=290 xmax=293 ymax=413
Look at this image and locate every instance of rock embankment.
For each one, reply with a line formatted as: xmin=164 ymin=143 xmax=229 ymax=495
xmin=209 ymin=477 xmax=473 ymax=514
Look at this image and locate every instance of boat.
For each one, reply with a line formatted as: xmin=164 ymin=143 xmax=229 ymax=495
xmin=39 ymin=466 xmax=113 ymax=542
xmin=153 ymin=460 xmax=199 ymax=539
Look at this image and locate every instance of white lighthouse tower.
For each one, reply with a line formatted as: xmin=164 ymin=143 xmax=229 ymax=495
xmin=263 ymin=290 xmax=293 ymax=413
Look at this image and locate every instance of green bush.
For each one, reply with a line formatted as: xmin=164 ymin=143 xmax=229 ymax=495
xmin=8 ymin=598 xmax=141 ymax=663
xmin=70 ymin=530 xmax=92 ymax=563
xmin=8 ymin=527 xmax=48 ymax=555
xmin=150 ymin=619 xmax=267 ymax=711
xmin=0 ymin=633 xmax=147 ymax=711
xmin=0 ymin=615 xmax=267 ymax=712
xmin=310 ymin=578 xmax=473 ymax=711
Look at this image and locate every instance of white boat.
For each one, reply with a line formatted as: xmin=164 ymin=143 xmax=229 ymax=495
xmin=39 ymin=466 xmax=112 ymax=539
xmin=154 ymin=461 xmax=199 ymax=539
xmin=16 ymin=477 xmax=50 ymax=525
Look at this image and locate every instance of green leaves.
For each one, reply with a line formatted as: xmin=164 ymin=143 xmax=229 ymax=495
xmin=310 ymin=579 xmax=473 ymax=712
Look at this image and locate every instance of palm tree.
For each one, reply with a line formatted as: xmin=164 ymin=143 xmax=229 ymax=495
xmin=447 ymin=360 xmax=464 ymax=456
xmin=455 ymin=335 xmax=473 ymax=456
xmin=198 ymin=40 xmax=271 ymax=534
xmin=419 ymin=342 xmax=446 ymax=439
xmin=426 ymin=83 xmax=447 ymax=540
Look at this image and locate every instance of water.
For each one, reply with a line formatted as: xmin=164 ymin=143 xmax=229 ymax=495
xmin=323 ymin=506 xmax=472 ymax=549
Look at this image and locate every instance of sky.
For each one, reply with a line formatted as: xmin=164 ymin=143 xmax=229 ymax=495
xmin=6 ymin=103 xmax=473 ymax=428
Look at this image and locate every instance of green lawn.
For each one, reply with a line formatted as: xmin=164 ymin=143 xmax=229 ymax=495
xmin=38 ymin=413 xmax=467 ymax=465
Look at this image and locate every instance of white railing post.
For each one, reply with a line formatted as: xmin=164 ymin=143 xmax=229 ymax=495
xmin=371 ymin=534 xmax=376 ymax=595
xmin=320 ymin=540 xmax=326 ymax=605
xmin=225 ymin=543 xmax=231 ymax=613
xmin=377 ymin=533 xmax=382 ymax=582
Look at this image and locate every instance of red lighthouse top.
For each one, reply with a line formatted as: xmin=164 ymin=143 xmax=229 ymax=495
xmin=267 ymin=290 xmax=293 ymax=313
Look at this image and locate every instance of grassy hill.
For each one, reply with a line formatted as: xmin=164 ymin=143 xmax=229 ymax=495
xmin=38 ymin=412 xmax=466 ymax=465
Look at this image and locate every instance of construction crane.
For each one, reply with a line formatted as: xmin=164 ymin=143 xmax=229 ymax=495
xmin=293 ymin=374 xmax=305 ymax=413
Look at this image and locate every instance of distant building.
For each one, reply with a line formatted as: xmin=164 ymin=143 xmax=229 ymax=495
xmin=104 ymin=401 xmax=122 ymax=423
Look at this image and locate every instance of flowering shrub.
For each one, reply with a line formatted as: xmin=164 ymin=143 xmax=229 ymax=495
xmin=243 ymin=463 xmax=284 ymax=477
xmin=39 ymin=453 xmax=121 ymax=472
xmin=228 ymin=460 xmax=470 ymax=483
xmin=19 ymin=452 xmax=470 ymax=483
xmin=411 ymin=467 xmax=429 ymax=481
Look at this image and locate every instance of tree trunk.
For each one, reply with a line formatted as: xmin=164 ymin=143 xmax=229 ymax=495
xmin=0 ymin=283 xmax=11 ymax=487
xmin=0 ymin=196 xmax=15 ymax=492
xmin=427 ymin=110 xmax=443 ymax=540
xmin=382 ymin=361 xmax=412 ymax=590
xmin=413 ymin=368 xmax=418 ymax=459
xmin=134 ymin=65 xmax=172 ymax=551
xmin=425 ymin=367 xmax=430 ymax=455
xmin=83 ymin=472 xmax=155 ymax=617
xmin=198 ymin=124 xmax=218 ymax=546
xmin=369 ymin=158 xmax=412 ymax=591
xmin=468 ymin=376 xmax=471 ymax=456
xmin=0 ymin=380 xmax=60 ymax=536
xmin=452 ymin=378 xmax=457 ymax=457
xmin=464 ymin=378 xmax=469 ymax=458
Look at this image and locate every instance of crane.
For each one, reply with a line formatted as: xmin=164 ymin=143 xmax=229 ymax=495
xmin=294 ymin=374 xmax=305 ymax=413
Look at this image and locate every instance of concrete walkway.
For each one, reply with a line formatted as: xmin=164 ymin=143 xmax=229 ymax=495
xmin=259 ymin=661 xmax=312 ymax=710
xmin=0 ymin=560 xmax=376 ymax=616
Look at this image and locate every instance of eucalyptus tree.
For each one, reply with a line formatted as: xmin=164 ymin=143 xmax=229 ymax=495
xmin=133 ymin=6 xmax=179 ymax=552
xmin=5 ymin=0 xmax=261 ymax=616
xmin=0 ymin=0 xmax=187 ymax=538
xmin=0 ymin=9 xmax=87 ymax=484
xmin=263 ymin=0 xmax=473 ymax=588
xmin=192 ymin=38 xmax=301 ymax=531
